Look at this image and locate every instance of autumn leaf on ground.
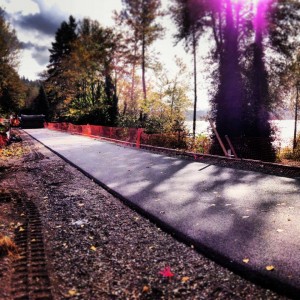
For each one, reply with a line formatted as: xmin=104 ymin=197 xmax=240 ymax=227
xmin=243 ymin=258 xmax=250 ymax=264
xmin=0 ymin=235 xmax=18 ymax=257
xmin=159 ymin=266 xmax=174 ymax=277
xmin=181 ymin=276 xmax=190 ymax=283
xmin=68 ymin=289 xmax=77 ymax=296
xmin=266 ymin=265 xmax=275 ymax=271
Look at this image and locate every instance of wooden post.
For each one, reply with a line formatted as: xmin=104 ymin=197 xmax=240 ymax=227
xmin=136 ymin=128 xmax=143 ymax=149
xmin=293 ymin=82 xmax=299 ymax=151
xmin=225 ymin=135 xmax=238 ymax=158
xmin=209 ymin=119 xmax=228 ymax=157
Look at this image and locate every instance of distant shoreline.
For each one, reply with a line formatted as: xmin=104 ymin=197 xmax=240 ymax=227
xmin=185 ymin=119 xmax=300 ymax=148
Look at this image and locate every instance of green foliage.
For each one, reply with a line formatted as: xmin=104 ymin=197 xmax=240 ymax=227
xmin=143 ymin=116 xmax=166 ymax=133
xmin=48 ymin=15 xmax=77 ymax=67
xmin=186 ymin=134 xmax=211 ymax=154
xmin=45 ymin=17 xmax=119 ymax=124
xmin=143 ymin=132 xmax=187 ymax=149
xmin=62 ymin=107 xmax=111 ymax=126
xmin=280 ymin=142 xmax=300 ymax=162
xmin=0 ymin=69 xmax=25 ymax=114
xmin=45 ymin=16 xmax=78 ymax=114
xmin=117 ymin=114 xmax=141 ymax=128
xmin=170 ymin=0 xmax=206 ymax=48
xmin=0 ymin=123 xmax=8 ymax=134
xmin=268 ymin=0 xmax=300 ymax=59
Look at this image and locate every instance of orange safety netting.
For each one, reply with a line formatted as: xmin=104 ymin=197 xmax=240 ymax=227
xmin=45 ymin=122 xmax=143 ymax=148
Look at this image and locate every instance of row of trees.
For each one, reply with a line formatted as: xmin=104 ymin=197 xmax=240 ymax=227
xmin=0 ymin=8 xmax=25 ymax=115
xmin=1 ymin=1 xmax=299 ymax=161
xmin=171 ymin=0 xmax=299 ymax=160
xmin=43 ymin=0 xmax=190 ymax=133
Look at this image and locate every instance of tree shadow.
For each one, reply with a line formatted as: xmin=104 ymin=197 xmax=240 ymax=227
xmin=26 ymin=128 xmax=300 ymax=297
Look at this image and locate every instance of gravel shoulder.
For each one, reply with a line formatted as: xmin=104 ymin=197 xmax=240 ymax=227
xmin=0 ymin=130 xmax=291 ymax=299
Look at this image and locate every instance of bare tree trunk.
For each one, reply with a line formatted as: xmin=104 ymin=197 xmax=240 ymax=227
xmin=122 ymin=102 xmax=127 ymax=115
xmin=192 ymin=29 xmax=198 ymax=138
xmin=130 ymin=41 xmax=137 ymax=104
xmin=128 ymin=63 xmax=136 ymax=116
xmin=130 ymin=64 xmax=136 ymax=103
xmin=141 ymin=33 xmax=147 ymax=121
xmin=114 ymin=61 xmax=118 ymax=98
xmin=293 ymin=82 xmax=299 ymax=150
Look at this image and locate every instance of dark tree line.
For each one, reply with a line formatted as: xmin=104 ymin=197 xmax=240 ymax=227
xmin=170 ymin=0 xmax=300 ymax=161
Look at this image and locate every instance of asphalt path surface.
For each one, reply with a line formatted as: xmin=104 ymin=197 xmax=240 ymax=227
xmin=25 ymin=128 xmax=300 ymax=296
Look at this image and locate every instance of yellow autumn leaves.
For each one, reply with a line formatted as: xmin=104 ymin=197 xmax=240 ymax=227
xmin=90 ymin=245 xmax=97 ymax=251
xmin=0 ymin=142 xmax=29 ymax=158
xmin=0 ymin=234 xmax=18 ymax=258
xmin=68 ymin=289 xmax=78 ymax=296
xmin=243 ymin=258 xmax=275 ymax=271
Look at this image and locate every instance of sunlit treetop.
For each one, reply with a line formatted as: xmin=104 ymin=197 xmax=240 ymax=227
xmin=252 ymin=0 xmax=271 ymax=31
xmin=230 ymin=0 xmax=272 ymax=31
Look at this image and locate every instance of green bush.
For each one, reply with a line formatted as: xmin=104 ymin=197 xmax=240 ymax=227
xmin=142 ymin=132 xmax=187 ymax=149
xmin=117 ymin=115 xmax=141 ymax=128
xmin=280 ymin=134 xmax=300 ymax=161
xmin=186 ymin=134 xmax=211 ymax=154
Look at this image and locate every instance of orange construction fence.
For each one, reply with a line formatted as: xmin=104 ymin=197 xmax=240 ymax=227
xmin=45 ymin=122 xmax=143 ymax=148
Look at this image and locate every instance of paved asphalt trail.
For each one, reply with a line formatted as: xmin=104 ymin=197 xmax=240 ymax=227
xmin=25 ymin=128 xmax=300 ymax=296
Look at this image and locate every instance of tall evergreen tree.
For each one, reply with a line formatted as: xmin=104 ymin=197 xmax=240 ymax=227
xmin=33 ymin=85 xmax=49 ymax=118
xmin=46 ymin=15 xmax=77 ymax=116
xmin=45 ymin=18 xmax=119 ymax=125
xmin=48 ymin=15 xmax=77 ymax=73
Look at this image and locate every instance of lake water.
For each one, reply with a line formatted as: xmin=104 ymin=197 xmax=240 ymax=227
xmin=185 ymin=120 xmax=300 ymax=148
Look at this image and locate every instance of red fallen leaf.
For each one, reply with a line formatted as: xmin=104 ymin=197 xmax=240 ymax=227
xmin=159 ymin=266 xmax=174 ymax=277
